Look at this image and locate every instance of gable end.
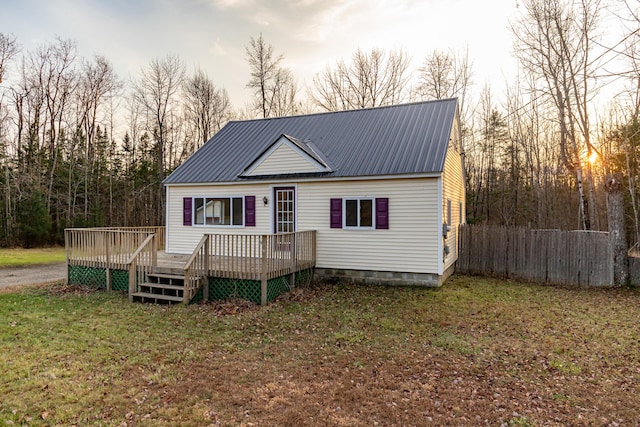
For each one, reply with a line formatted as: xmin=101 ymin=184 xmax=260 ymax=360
xmin=240 ymin=134 xmax=333 ymax=177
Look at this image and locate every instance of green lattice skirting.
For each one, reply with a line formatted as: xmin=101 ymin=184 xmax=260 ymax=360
xmin=68 ymin=265 xmax=130 ymax=291
xmin=190 ymin=268 xmax=314 ymax=305
xmin=68 ymin=265 xmax=314 ymax=304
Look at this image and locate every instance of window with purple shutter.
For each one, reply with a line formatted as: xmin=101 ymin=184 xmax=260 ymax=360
xmin=183 ymin=197 xmax=192 ymax=226
xmin=245 ymin=195 xmax=256 ymax=226
xmin=375 ymin=198 xmax=389 ymax=229
xmin=330 ymin=198 xmax=342 ymax=228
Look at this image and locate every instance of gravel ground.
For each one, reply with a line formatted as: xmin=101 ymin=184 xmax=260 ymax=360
xmin=0 ymin=262 xmax=66 ymax=289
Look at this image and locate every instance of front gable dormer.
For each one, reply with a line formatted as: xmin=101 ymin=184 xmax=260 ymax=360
xmin=240 ymin=134 xmax=333 ymax=177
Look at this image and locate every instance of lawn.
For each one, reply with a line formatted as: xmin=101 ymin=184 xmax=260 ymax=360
xmin=0 ymin=247 xmax=66 ymax=268
xmin=1 ymin=276 xmax=639 ymax=426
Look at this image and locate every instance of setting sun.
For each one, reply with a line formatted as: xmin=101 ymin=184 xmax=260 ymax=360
xmin=588 ymin=151 xmax=598 ymax=165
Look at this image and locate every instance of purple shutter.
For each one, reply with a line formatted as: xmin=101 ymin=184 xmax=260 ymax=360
xmin=375 ymin=198 xmax=389 ymax=229
xmin=183 ymin=197 xmax=192 ymax=226
xmin=330 ymin=198 xmax=342 ymax=228
xmin=245 ymin=196 xmax=256 ymax=227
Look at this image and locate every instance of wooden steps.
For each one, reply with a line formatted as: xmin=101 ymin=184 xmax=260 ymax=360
xmin=131 ymin=272 xmax=189 ymax=304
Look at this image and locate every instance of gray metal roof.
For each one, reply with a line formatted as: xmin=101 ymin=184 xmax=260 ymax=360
xmin=281 ymin=134 xmax=332 ymax=170
xmin=164 ymin=98 xmax=458 ymax=184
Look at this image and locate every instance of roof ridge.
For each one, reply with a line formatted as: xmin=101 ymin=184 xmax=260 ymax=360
xmin=226 ymin=98 xmax=458 ymax=125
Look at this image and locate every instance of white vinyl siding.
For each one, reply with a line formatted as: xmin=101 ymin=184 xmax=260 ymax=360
xmin=166 ymin=176 xmax=441 ymax=275
xmin=441 ymin=121 xmax=465 ymax=271
xmin=167 ymin=183 xmax=272 ymax=253
xmin=249 ymin=143 xmax=320 ymax=176
xmin=297 ymin=178 xmax=440 ymax=274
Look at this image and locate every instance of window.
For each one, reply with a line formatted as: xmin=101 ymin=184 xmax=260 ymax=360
xmin=344 ymin=197 xmax=374 ymax=229
xmin=193 ymin=196 xmax=244 ymax=226
xmin=330 ymin=197 xmax=388 ymax=230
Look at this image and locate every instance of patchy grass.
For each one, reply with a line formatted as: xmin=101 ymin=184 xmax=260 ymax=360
xmin=0 ymin=247 xmax=66 ymax=268
xmin=1 ymin=275 xmax=639 ymax=426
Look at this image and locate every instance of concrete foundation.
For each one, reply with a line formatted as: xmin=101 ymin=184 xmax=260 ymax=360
xmin=315 ymin=263 xmax=456 ymax=287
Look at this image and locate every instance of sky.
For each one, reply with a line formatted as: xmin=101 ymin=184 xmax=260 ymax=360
xmin=0 ymin=0 xmax=521 ymax=108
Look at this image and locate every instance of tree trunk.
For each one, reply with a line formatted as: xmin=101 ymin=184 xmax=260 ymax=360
xmin=605 ymin=173 xmax=628 ymax=286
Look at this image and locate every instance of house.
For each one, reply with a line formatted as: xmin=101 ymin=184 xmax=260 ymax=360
xmin=163 ymin=98 xmax=465 ymax=287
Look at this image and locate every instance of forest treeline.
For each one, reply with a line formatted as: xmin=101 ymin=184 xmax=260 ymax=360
xmin=0 ymin=0 xmax=639 ymax=248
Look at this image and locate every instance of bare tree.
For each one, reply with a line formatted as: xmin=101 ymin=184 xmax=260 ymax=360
xmin=0 ymin=33 xmax=20 ymax=245
xmin=0 ymin=33 xmax=19 ymax=85
xmin=245 ymin=34 xmax=297 ymax=118
xmin=415 ymin=46 xmax=475 ymax=159
xmin=513 ymin=0 xmax=603 ymax=230
xmin=183 ymin=68 xmax=232 ymax=151
xmin=310 ymin=47 xmax=411 ymax=111
xmin=415 ymin=47 xmax=474 ymax=127
xmin=132 ymin=54 xmax=185 ymax=224
xmin=76 ymin=55 xmax=122 ymax=221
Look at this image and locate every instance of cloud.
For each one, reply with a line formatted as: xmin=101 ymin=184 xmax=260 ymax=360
xmin=209 ymin=38 xmax=229 ymax=56
xmin=211 ymin=0 xmax=255 ymax=9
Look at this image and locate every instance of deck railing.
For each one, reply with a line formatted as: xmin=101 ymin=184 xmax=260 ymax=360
xmin=184 ymin=230 xmax=317 ymax=304
xmin=65 ymin=226 xmax=165 ymax=258
xmin=66 ymin=227 xmax=316 ymax=304
xmin=65 ymin=227 xmax=163 ymax=269
xmin=65 ymin=226 xmax=164 ymax=291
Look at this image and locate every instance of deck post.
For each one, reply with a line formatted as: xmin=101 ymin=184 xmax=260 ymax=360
xmin=290 ymin=233 xmax=297 ymax=288
xmin=128 ymin=261 xmax=136 ymax=303
xmin=203 ymin=236 xmax=210 ymax=302
xmin=261 ymin=235 xmax=268 ymax=305
xmin=152 ymin=234 xmax=158 ymax=267
xmin=64 ymin=229 xmax=70 ymax=284
xmin=105 ymin=232 xmax=111 ymax=291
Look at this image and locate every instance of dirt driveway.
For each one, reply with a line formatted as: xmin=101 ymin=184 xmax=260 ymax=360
xmin=0 ymin=262 xmax=66 ymax=289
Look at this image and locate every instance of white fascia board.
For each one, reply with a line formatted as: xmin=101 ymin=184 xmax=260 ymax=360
xmin=165 ymin=172 xmax=442 ymax=187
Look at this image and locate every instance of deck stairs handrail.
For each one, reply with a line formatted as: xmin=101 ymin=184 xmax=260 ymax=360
xmin=127 ymin=234 xmax=157 ymax=302
xmin=183 ymin=234 xmax=209 ymax=303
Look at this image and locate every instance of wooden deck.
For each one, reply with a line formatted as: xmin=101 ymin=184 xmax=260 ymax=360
xmin=65 ymin=228 xmax=316 ymax=304
xmin=69 ymin=250 xmax=315 ymax=280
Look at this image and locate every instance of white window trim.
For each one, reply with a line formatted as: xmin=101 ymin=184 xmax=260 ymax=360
xmin=192 ymin=195 xmax=245 ymax=228
xmin=343 ymin=197 xmax=375 ymax=230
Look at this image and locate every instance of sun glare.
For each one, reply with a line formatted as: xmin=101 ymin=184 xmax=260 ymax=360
xmin=588 ymin=151 xmax=598 ymax=165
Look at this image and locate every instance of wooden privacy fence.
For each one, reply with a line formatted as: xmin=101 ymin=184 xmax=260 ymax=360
xmin=457 ymin=224 xmax=613 ymax=286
